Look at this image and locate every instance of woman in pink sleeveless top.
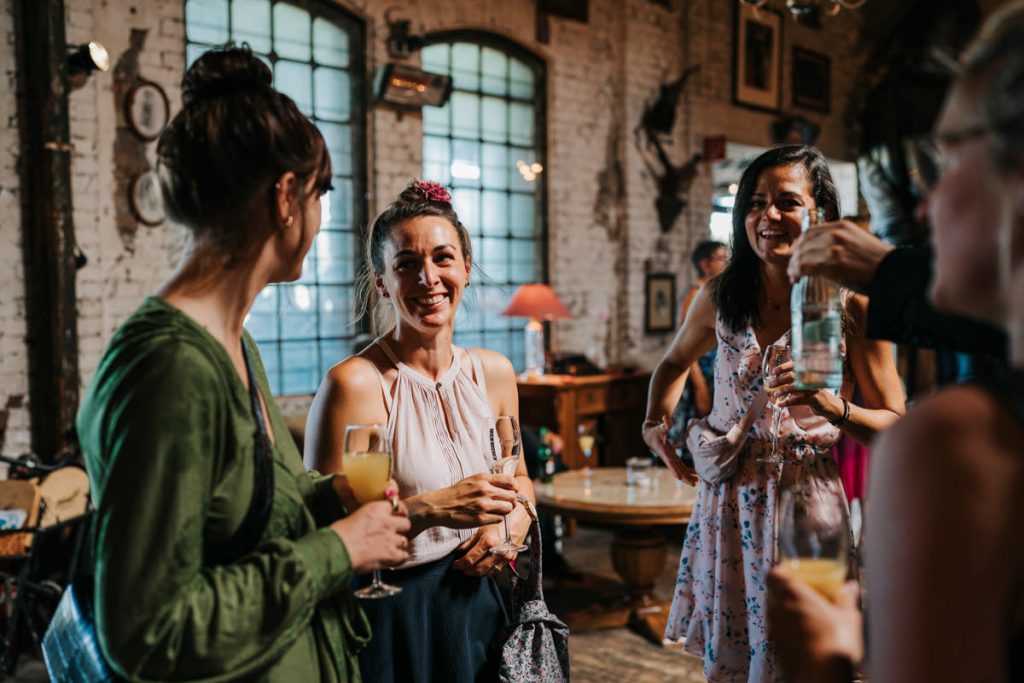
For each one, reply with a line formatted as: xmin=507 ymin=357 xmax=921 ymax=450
xmin=305 ymin=180 xmax=535 ymax=682
xmin=642 ymin=146 xmax=905 ymax=682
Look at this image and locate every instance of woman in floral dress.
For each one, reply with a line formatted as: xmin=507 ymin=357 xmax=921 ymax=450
xmin=642 ymin=145 xmax=905 ymax=682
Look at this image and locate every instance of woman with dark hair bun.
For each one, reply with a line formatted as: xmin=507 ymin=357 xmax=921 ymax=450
xmin=306 ymin=179 xmax=534 ymax=682
xmin=642 ymin=145 xmax=904 ymax=681
xmin=76 ymin=46 xmax=410 ymax=681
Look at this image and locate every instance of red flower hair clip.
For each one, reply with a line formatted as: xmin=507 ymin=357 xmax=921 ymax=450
xmin=416 ymin=180 xmax=451 ymax=204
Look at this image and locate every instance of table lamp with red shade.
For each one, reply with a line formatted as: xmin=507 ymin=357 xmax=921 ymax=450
xmin=501 ymin=283 xmax=573 ymax=378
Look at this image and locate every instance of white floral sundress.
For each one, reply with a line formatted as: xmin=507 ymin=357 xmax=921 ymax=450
xmin=665 ymin=313 xmax=846 ymax=682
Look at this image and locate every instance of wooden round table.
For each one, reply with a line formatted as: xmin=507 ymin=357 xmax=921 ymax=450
xmin=535 ymin=467 xmax=697 ymax=646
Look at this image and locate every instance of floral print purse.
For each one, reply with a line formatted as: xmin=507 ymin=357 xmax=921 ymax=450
xmin=498 ymin=506 xmax=570 ymax=682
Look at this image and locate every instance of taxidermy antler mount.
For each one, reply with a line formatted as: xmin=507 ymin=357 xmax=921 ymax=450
xmin=635 ymin=64 xmax=703 ymax=233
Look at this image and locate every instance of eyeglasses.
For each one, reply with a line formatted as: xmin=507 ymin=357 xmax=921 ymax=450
xmin=934 ymin=123 xmax=988 ymax=147
xmin=923 ymin=123 xmax=989 ymax=178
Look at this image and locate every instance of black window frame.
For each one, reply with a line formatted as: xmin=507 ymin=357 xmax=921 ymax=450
xmin=420 ymin=30 xmax=549 ymax=370
xmin=184 ymin=0 xmax=368 ymax=396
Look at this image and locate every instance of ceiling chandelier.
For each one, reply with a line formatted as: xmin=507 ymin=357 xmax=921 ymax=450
xmin=740 ymin=0 xmax=867 ymax=19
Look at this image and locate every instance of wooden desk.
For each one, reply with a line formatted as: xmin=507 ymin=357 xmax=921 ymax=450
xmin=536 ymin=468 xmax=697 ymax=646
xmin=517 ymin=372 xmax=649 ymax=469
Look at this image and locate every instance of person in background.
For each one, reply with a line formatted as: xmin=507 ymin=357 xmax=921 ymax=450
xmin=305 ymin=180 xmax=535 ymax=682
xmin=643 ymin=145 xmax=904 ymax=682
xmin=75 ymin=47 xmax=410 ymax=681
xmin=769 ymin=4 xmax=1024 ymax=680
xmin=668 ymin=241 xmax=728 ymax=453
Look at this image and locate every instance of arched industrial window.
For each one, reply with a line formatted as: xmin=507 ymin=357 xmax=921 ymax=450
xmin=420 ymin=34 xmax=547 ymax=371
xmin=185 ymin=0 xmax=366 ymax=395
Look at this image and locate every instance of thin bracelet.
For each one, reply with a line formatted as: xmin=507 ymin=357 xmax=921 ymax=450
xmin=516 ymin=494 xmax=538 ymax=522
xmin=642 ymin=418 xmax=663 ymax=430
xmin=829 ymin=397 xmax=851 ymax=427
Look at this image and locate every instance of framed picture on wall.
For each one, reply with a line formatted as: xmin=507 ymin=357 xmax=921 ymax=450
xmin=792 ymin=47 xmax=831 ymax=113
xmin=733 ymin=4 xmax=782 ymax=112
xmin=645 ymin=273 xmax=677 ymax=334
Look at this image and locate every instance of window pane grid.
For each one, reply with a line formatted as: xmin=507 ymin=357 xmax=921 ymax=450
xmin=422 ymin=38 xmax=545 ymax=371
xmin=187 ymin=0 xmax=364 ymax=394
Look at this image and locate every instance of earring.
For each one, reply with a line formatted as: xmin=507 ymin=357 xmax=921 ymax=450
xmin=285 ymin=216 xmax=294 ymax=227
xmin=381 ymin=290 xmax=390 ymax=299
xmin=465 ymin=280 xmax=470 ymax=287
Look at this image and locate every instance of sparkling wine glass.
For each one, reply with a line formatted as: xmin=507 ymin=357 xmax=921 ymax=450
xmin=343 ymin=424 xmax=402 ymax=599
xmin=758 ymin=342 xmax=791 ymax=463
xmin=577 ymin=423 xmax=596 ymax=475
xmin=776 ymin=483 xmax=850 ymax=601
xmin=484 ymin=415 xmax=527 ymax=556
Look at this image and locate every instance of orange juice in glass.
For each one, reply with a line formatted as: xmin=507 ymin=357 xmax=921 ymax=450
xmin=776 ymin=484 xmax=850 ymax=600
xmin=343 ymin=424 xmax=402 ymax=599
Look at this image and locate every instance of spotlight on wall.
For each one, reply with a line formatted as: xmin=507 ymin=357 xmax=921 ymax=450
xmin=67 ymin=41 xmax=110 ymax=76
xmin=375 ymin=63 xmax=453 ymax=110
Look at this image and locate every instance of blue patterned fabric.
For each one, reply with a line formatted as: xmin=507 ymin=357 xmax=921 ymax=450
xmin=665 ymin=314 xmax=845 ymax=682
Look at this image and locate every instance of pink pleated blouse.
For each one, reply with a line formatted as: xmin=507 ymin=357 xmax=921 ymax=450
xmin=370 ymin=338 xmax=494 ymax=568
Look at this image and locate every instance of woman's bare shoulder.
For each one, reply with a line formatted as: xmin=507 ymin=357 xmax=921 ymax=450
xmin=875 ymin=385 xmax=1024 ymax=491
xmin=319 ymin=349 xmax=388 ymax=396
xmin=467 ymin=348 xmax=516 ymax=385
xmin=845 ymin=292 xmax=869 ymax=332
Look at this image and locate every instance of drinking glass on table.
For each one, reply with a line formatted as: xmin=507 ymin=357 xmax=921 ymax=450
xmin=343 ymin=423 xmax=402 ymax=599
xmin=484 ymin=415 xmax=527 ymax=555
xmin=758 ymin=342 xmax=791 ymax=464
xmin=577 ymin=423 xmax=596 ymax=475
xmin=775 ymin=484 xmax=850 ymax=601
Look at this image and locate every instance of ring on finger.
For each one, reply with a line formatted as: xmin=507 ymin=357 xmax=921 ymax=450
xmin=389 ymin=496 xmax=399 ymax=512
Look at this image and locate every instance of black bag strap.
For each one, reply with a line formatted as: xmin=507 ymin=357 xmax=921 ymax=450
xmin=209 ymin=341 xmax=275 ymax=565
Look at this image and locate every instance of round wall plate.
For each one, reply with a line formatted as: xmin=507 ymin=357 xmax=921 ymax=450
xmin=125 ymin=80 xmax=170 ymax=141
xmin=129 ymin=170 xmax=165 ymax=226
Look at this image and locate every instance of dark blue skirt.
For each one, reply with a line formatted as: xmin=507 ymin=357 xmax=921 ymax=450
xmin=355 ymin=552 xmax=509 ymax=683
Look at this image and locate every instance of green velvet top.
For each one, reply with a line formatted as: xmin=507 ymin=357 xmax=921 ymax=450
xmin=77 ymin=297 xmax=370 ymax=682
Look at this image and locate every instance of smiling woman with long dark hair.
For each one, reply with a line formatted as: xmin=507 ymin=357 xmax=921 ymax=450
xmin=642 ymin=145 xmax=904 ymax=681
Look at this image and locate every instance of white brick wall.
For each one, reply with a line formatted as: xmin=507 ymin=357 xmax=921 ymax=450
xmin=0 ymin=0 xmax=879 ymax=447
xmin=66 ymin=0 xmax=186 ymax=394
xmin=0 ymin=0 xmax=30 ymax=456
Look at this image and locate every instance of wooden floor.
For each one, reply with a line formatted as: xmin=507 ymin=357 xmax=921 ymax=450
xmin=548 ymin=523 xmax=706 ymax=682
xmin=13 ymin=523 xmax=706 ymax=682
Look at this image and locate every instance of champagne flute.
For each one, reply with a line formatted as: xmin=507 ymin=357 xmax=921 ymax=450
xmin=343 ymin=424 xmax=402 ymax=599
xmin=577 ymin=423 xmax=596 ymax=475
xmin=776 ymin=483 xmax=850 ymax=600
xmin=758 ymin=342 xmax=791 ymax=463
xmin=484 ymin=416 xmax=528 ymax=556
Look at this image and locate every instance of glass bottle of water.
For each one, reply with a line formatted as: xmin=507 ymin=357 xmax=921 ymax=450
xmin=790 ymin=208 xmax=843 ymax=390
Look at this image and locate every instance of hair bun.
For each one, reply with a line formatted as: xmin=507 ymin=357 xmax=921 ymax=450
xmin=401 ymin=179 xmax=452 ymax=204
xmin=182 ymin=46 xmax=273 ymax=105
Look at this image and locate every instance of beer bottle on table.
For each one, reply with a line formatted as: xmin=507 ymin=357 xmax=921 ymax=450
xmin=538 ymin=427 xmax=555 ymax=483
